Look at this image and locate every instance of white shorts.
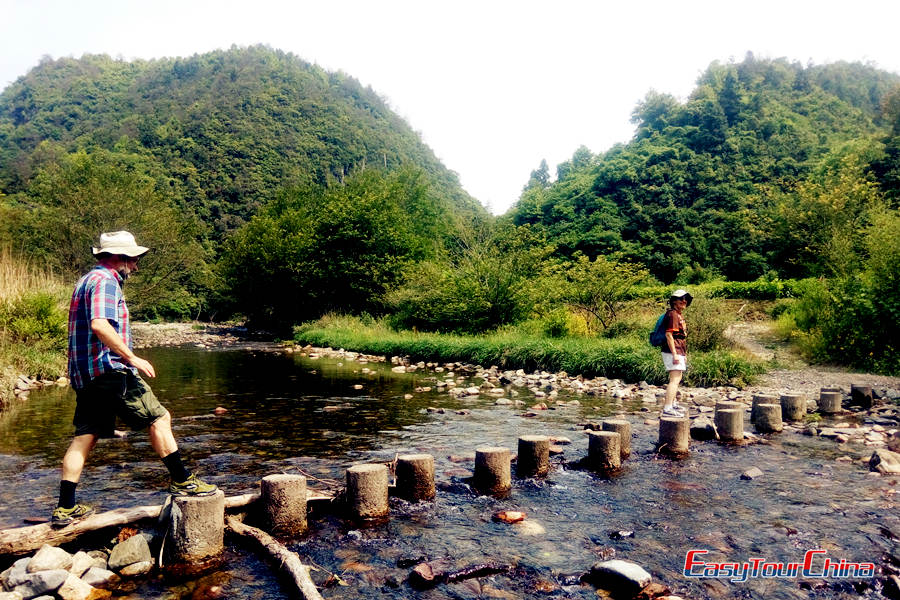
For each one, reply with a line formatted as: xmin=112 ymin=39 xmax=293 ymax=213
xmin=662 ymin=352 xmax=687 ymax=371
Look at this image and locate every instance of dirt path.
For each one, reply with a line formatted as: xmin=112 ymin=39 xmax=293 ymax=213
xmin=726 ymin=320 xmax=900 ymax=396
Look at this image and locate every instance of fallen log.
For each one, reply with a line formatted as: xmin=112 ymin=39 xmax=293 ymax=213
xmin=225 ymin=515 xmax=323 ymax=600
xmin=0 ymin=489 xmax=331 ymax=557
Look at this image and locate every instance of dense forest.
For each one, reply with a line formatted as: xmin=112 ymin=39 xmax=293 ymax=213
xmin=511 ymin=55 xmax=900 ymax=282
xmin=1 ymin=48 xmax=898 ymax=374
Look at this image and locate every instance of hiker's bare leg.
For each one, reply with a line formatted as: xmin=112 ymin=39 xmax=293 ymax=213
xmin=149 ymin=410 xmax=178 ymax=458
xmin=62 ymin=434 xmax=98 ymax=482
xmin=664 ymin=369 xmax=683 ymax=408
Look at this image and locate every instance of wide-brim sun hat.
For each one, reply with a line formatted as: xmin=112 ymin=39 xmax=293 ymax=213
xmin=671 ymin=289 xmax=693 ymax=306
xmin=92 ymin=231 xmax=150 ymax=258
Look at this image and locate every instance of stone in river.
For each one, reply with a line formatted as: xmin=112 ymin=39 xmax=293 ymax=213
xmin=587 ymin=560 xmax=652 ymax=596
xmin=741 ymin=467 xmax=764 ymax=480
xmin=869 ymin=449 xmax=900 ymax=474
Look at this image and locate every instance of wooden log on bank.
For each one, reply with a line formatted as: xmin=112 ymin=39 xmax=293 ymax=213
xmin=226 ymin=516 xmax=323 ymax=600
xmin=0 ymin=489 xmax=332 ymax=557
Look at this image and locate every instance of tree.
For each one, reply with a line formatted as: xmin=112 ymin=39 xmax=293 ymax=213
xmin=13 ymin=148 xmax=209 ymax=318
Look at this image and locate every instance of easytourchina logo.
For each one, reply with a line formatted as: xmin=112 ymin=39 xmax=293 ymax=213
xmin=683 ymin=549 xmax=876 ymax=583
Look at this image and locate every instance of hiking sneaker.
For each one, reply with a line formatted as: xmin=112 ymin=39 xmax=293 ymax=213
xmin=169 ymin=474 xmax=218 ymax=497
xmin=661 ymin=407 xmax=685 ymax=418
xmin=51 ymin=503 xmax=94 ymax=528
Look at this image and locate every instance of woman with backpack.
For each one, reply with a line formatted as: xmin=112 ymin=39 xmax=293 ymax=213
xmin=660 ymin=289 xmax=692 ymax=417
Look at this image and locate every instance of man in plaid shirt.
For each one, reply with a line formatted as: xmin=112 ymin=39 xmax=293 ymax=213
xmin=53 ymin=231 xmax=217 ymax=527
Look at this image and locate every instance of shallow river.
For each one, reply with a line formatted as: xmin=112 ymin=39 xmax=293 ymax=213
xmin=1 ymin=345 xmax=897 ymax=599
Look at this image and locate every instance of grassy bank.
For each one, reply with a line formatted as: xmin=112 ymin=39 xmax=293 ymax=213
xmin=0 ymin=248 xmax=68 ymax=406
xmin=294 ymin=315 xmax=765 ymax=388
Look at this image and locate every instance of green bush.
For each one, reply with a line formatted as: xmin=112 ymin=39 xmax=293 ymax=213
xmin=388 ymin=226 xmax=552 ymax=334
xmin=684 ymin=295 xmax=733 ymax=352
xmin=0 ymin=291 xmax=67 ymax=350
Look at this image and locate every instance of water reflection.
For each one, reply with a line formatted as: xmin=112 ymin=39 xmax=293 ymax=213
xmin=1 ymin=345 xmax=897 ymax=600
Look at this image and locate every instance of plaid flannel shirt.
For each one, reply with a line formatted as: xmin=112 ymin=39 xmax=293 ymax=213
xmin=67 ymin=265 xmax=134 ymax=389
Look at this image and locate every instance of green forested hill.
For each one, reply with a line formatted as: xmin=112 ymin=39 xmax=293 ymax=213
xmin=510 ymin=56 xmax=900 ymax=282
xmin=0 ymin=45 xmax=483 ymax=234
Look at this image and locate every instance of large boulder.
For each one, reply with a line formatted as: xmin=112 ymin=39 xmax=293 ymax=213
xmin=0 ymin=558 xmax=30 ymax=589
xmin=588 ymin=560 xmax=652 ymax=597
xmin=107 ymin=535 xmax=152 ymax=572
xmin=870 ymin=449 xmax=900 ymax=475
xmin=7 ymin=569 xmax=68 ymax=599
xmin=27 ymin=545 xmax=73 ymax=573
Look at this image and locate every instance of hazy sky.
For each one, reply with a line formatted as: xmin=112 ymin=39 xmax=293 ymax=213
xmin=3 ymin=0 xmax=900 ymax=214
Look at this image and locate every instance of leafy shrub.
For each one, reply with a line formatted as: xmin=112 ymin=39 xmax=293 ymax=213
xmin=0 ymin=292 xmax=67 ymax=350
xmin=707 ymin=278 xmax=807 ymax=300
xmin=783 ymin=209 xmax=900 ymax=374
xmin=388 ymin=226 xmax=552 ymax=334
xmin=685 ymin=295 xmax=734 ymax=352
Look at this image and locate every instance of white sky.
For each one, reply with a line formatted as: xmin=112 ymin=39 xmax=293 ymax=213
xmin=2 ymin=0 xmax=900 ymax=214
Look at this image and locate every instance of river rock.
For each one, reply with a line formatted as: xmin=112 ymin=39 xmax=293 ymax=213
xmin=117 ymin=561 xmax=153 ymax=577
xmin=690 ymin=416 xmax=717 ymax=441
xmin=869 ymin=449 xmax=900 ymax=474
xmin=741 ymin=467 xmax=764 ymax=480
xmin=7 ymin=570 xmax=68 ymax=598
xmin=27 ymin=545 xmax=73 ymax=573
xmin=108 ymin=535 xmax=151 ymax=571
xmin=79 ymin=568 xmax=119 ymax=589
xmin=0 ymin=591 xmax=24 ymax=600
xmin=68 ymin=552 xmax=95 ymax=578
xmin=57 ymin=574 xmax=110 ymax=600
xmin=889 ymin=431 xmax=900 ymax=453
xmin=587 ymin=560 xmax=652 ymax=596
xmin=1 ymin=558 xmax=30 ymax=589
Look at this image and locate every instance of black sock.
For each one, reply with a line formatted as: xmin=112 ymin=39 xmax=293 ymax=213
xmin=58 ymin=480 xmax=77 ymax=509
xmin=162 ymin=450 xmax=191 ymax=482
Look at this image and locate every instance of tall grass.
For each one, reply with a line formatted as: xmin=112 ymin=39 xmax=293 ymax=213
xmin=0 ymin=248 xmax=69 ymax=406
xmin=295 ymin=314 xmax=764 ymax=387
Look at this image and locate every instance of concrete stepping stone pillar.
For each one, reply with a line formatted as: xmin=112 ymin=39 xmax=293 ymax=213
xmin=657 ymin=417 xmax=689 ymax=456
xmin=755 ymin=403 xmax=783 ymax=433
xmin=601 ymin=419 xmax=632 ymax=460
xmin=474 ymin=446 xmax=511 ymax=494
xmin=818 ymin=389 xmax=842 ymax=414
xmin=395 ymin=453 xmax=436 ymax=501
xmin=780 ymin=393 xmax=806 ymax=421
xmin=347 ymin=464 xmax=389 ymax=519
xmin=716 ymin=400 xmax=744 ymax=413
xmin=170 ymin=490 xmax=225 ymax=563
xmin=850 ymin=384 xmax=873 ymax=409
xmin=516 ymin=436 xmax=550 ymax=478
xmin=261 ymin=474 xmax=307 ymax=536
xmin=751 ymin=394 xmax=777 ymax=423
xmin=588 ymin=431 xmax=621 ymax=471
xmin=714 ymin=408 xmax=743 ymax=443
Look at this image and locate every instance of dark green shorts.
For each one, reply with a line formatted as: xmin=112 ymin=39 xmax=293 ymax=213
xmin=73 ymin=371 xmax=167 ymax=437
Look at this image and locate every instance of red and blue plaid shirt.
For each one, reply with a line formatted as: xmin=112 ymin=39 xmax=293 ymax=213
xmin=67 ymin=265 xmax=134 ymax=389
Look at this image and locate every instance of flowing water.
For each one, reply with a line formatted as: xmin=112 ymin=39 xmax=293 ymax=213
xmin=1 ymin=345 xmax=897 ymax=599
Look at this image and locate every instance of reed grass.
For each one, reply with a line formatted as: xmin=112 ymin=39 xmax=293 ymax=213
xmin=0 ymin=248 xmax=68 ymax=406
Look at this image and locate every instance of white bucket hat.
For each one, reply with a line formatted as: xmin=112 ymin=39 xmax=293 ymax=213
xmin=671 ymin=289 xmax=693 ymax=306
xmin=92 ymin=231 xmax=150 ymax=258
